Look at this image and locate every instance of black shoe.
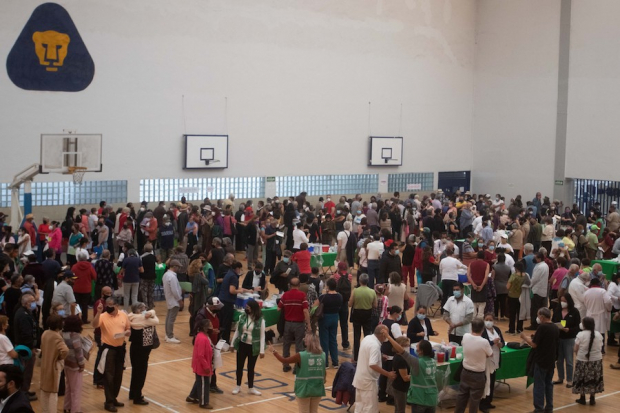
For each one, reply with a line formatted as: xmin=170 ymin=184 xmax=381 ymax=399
xmin=134 ymin=399 xmax=149 ymax=406
xmin=378 ymin=397 xmax=388 ymax=403
xmin=283 ymin=365 xmax=292 ymax=373
xmin=113 ymin=401 xmax=124 ymax=407
xmin=575 ymin=397 xmax=586 ymax=405
xmin=210 ymin=386 xmax=224 ymax=394
xmin=186 ymin=397 xmax=199 ymax=404
xmin=525 ymin=325 xmax=537 ymax=330
xmin=552 ymin=380 xmax=563 ymax=385
xmin=342 ymin=342 xmax=350 ymax=350
xmin=104 ymin=404 xmax=118 ymax=413
xmin=590 ymin=396 xmax=596 ymax=406
xmin=27 ymin=394 xmax=37 ymax=402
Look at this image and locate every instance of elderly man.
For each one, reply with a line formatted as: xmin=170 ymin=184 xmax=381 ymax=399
xmin=583 ymin=277 xmax=613 ymax=345
xmin=93 ymin=295 xmax=130 ymax=412
xmin=557 ymin=264 xmax=579 ymax=299
xmin=278 ymin=277 xmax=311 ymax=372
xmin=443 ymin=282 xmax=475 ymax=345
xmin=52 ymin=270 xmax=78 ymax=317
xmin=459 ymin=203 xmax=474 ymax=238
xmin=13 ymin=294 xmax=38 ymax=400
xmin=520 ymin=307 xmax=559 ymax=413
xmin=569 ymin=271 xmax=590 ymax=320
xmin=163 ymin=259 xmax=184 ymax=344
xmin=352 ymin=325 xmax=397 ymax=413
xmin=526 ymin=253 xmax=549 ymax=330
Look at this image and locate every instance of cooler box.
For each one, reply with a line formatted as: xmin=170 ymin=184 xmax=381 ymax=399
xmin=458 ymin=273 xmax=468 ymax=283
xmin=308 ymin=245 xmax=314 ymax=253
xmin=235 ymin=293 xmax=259 ymax=309
xmin=322 ymin=245 xmax=330 ymax=253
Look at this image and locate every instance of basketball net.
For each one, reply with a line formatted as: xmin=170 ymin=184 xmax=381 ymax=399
xmin=67 ymin=166 xmax=87 ymax=185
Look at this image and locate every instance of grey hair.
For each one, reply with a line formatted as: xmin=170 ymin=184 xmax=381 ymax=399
xmin=105 ymin=295 xmax=123 ymax=306
xmin=77 ymin=251 xmax=89 ymax=261
xmin=127 ymin=249 xmax=138 ymax=257
xmin=23 ymin=274 xmax=34 ymax=284
xmin=524 ymin=243 xmax=534 ymax=252
xmin=131 ymin=302 xmax=146 ymax=314
xmin=538 ymin=247 xmax=547 ymax=256
xmin=344 ymin=221 xmax=352 ymax=231
xmin=538 ymin=307 xmax=551 ymax=320
xmin=21 ymin=294 xmax=34 ymax=305
xmin=359 ymin=273 xmax=369 ymax=285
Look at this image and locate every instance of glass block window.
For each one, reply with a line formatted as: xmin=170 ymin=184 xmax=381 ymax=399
xmin=140 ymin=177 xmax=265 ymax=202
xmin=276 ymin=174 xmax=378 ymax=197
xmin=388 ymin=172 xmax=434 ymax=192
xmin=0 ymin=181 xmax=127 ymax=207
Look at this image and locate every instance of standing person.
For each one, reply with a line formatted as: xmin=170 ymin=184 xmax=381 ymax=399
xmin=218 ymin=262 xmax=249 ymax=344
xmin=128 ymin=302 xmax=159 ymax=405
xmin=443 ymin=283 xmax=475 ymax=345
xmin=92 ymin=295 xmax=130 ymax=412
xmin=62 ymin=316 xmax=86 ymax=413
xmin=379 ymin=240 xmax=402 ymax=286
xmin=582 ymin=277 xmax=613 ymax=345
xmin=526 ymin=252 xmax=550 ymax=330
xmin=0 ymin=316 xmax=18 ymax=365
xmin=92 ymin=287 xmax=112 ymax=389
xmin=492 ymin=253 xmax=511 ymax=321
xmin=454 ymin=318 xmax=493 ymax=413
xmin=139 ymin=244 xmax=157 ymax=310
xmin=192 ymin=297 xmax=224 ymax=394
xmin=386 ymin=272 xmax=409 ymax=324
xmin=187 ymin=319 xmax=214 ymax=409
xmin=67 ymin=224 xmax=83 ymax=266
xmin=278 ymin=277 xmax=311 ymax=373
xmin=352 ymin=325 xmax=397 ymax=413
xmin=366 ymin=235 xmax=384 ymax=288
xmin=0 ymin=364 xmax=35 ymax=412
xmin=479 ymin=314 xmax=505 ymax=412
xmin=95 ymin=250 xmax=117 ymax=303
xmin=551 ymin=293 xmax=581 ymax=387
xmin=13 ymin=294 xmax=38 ymax=400
xmin=333 ymin=262 xmax=352 ymax=350
xmin=318 ymin=278 xmax=343 ymax=369
xmin=231 ymin=300 xmax=265 ymax=395
xmin=349 ymin=273 xmax=377 ymax=361
xmin=270 ymin=334 xmax=326 ymax=413
xmin=39 ymin=315 xmax=69 ymax=413
xmin=118 ymin=249 xmax=144 ymax=313
xmin=468 ymin=251 xmax=490 ymax=318
xmin=72 ymin=251 xmax=97 ymax=323
xmin=520 ymin=308 xmax=560 ymax=413
xmin=378 ymin=306 xmax=403 ymax=404
xmin=438 ymin=246 xmax=467 ymax=310
xmin=390 ymin=335 xmax=412 ymax=413
xmin=572 ymin=316 xmax=604 ymax=405
xmin=162 ymin=260 xmax=184 ymax=344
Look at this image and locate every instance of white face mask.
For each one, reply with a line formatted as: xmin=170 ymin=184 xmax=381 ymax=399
xmin=536 ymin=317 xmax=541 ymax=325
xmin=484 ymin=321 xmax=494 ymax=329
xmin=561 ymin=302 xmax=568 ymax=309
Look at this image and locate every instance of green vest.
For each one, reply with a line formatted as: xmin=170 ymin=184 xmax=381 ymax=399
xmin=407 ymin=356 xmax=438 ymax=407
xmin=352 ymin=286 xmax=375 ymax=310
xmin=294 ymin=351 xmax=326 ymax=398
xmin=233 ymin=314 xmax=263 ymax=356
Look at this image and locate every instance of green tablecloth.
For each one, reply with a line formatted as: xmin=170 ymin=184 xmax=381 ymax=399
xmin=233 ymin=306 xmax=280 ymax=327
xmin=591 ymin=260 xmax=618 ymax=280
xmin=438 ymin=281 xmax=472 ymax=297
xmin=155 ymin=263 xmax=166 ymax=285
xmin=310 ymin=252 xmax=337 ymax=269
xmin=437 ymin=346 xmax=530 ymax=386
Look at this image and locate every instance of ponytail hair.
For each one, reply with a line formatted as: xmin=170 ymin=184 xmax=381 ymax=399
xmin=582 ymin=316 xmax=596 ymax=360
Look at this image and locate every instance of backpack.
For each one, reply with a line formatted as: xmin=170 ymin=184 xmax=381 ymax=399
xmin=336 ymin=274 xmax=351 ymax=302
xmin=344 ymin=231 xmax=358 ymax=267
xmin=212 ymin=224 xmax=223 ymax=239
xmin=61 ymin=220 xmax=72 ymax=238
xmin=91 ymin=227 xmax=99 ymax=246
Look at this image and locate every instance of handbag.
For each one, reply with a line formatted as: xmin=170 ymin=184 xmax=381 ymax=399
xmin=313 ymin=296 xmax=325 ymax=320
xmin=152 ymin=327 xmax=160 ymax=349
xmin=80 ymin=335 xmax=94 ymax=361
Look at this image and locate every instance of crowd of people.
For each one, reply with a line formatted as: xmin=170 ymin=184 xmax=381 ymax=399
xmin=0 ymin=190 xmax=618 ymax=413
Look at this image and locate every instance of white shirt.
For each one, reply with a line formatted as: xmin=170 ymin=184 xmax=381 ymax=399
xmin=0 ymin=334 xmax=14 ymax=365
xmin=443 ymin=295 xmax=474 ymax=336
xmin=530 ymin=262 xmax=549 ymax=297
xmin=473 ymin=216 xmax=483 ymax=235
xmin=608 ymin=281 xmax=620 ymax=310
xmin=337 ymin=230 xmax=351 ymax=252
xmin=439 ymin=256 xmax=467 ymax=281
xmin=88 ymin=214 xmax=98 ymax=232
xmin=583 ymin=287 xmax=612 ymax=334
xmin=352 ymin=334 xmax=382 ymax=390
xmin=461 ymin=333 xmax=493 ymax=372
xmin=292 ymin=228 xmax=309 ymax=249
xmin=162 ymin=270 xmax=183 ymax=309
xmin=575 ymin=330 xmax=603 ymax=361
xmin=569 ymin=277 xmax=589 ymax=319
xmin=485 ymin=327 xmax=501 ymax=368
xmin=367 ymin=241 xmax=384 ymax=260
xmin=434 ymin=240 xmax=447 ymax=257
xmin=252 ymin=271 xmax=262 ymax=288
xmin=504 ymin=253 xmax=516 ymax=273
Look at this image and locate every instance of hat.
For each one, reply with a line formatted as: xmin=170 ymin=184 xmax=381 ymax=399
xmin=500 ymin=233 xmax=508 ymax=239
xmin=203 ymin=205 xmax=212 ymax=212
xmin=169 ymin=259 xmax=182 ymax=267
xmin=25 ymin=213 xmax=34 ymax=220
xmin=384 ymin=239 xmax=395 ymax=248
xmin=374 ymin=284 xmax=386 ymax=295
xmin=22 ymin=250 xmax=35 ymax=256
xmin=337 ymin=262 xmax=348 ymax=272
xmin=140 ymin=201 xmax=148 ymax=206
xmin=485 ymin=194 xmax=491 ymax=198
xmin=422 ymin=227 xmax=431 ymax=234
xmin=207 ymin=297 xmax=224 ymax=309
xmin=590 ymin=225 xmax=599 ymax=231
xmin=62 ymin=269 xmax=77 ymax=279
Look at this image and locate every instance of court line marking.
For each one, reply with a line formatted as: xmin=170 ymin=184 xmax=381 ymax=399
xmin=210 ymin=386 xmax=333 ymax=412
xmin=84 ymin=369 xmax=181 ymax=413
xmin=553 ymin=389 xmax=620 ymax=411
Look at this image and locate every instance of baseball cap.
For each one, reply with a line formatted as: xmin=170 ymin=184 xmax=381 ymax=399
xmin=62 ymin=269 xmax=77 ymax=279
xmin=207 ymin=297 xmax=224 ymax=309
xmin=384 ymin=239 xmax=395 ymax=248
xmin=500 ymin=233 xmax=508 ymax=239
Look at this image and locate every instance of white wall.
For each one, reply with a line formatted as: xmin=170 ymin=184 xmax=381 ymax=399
xmin=472 ymin=0 xmax=561 ymax=199
xmin=0 ymin=0 xmax=476 ymax=201
xmin=565 ymin=0 xmax=620 ymax=180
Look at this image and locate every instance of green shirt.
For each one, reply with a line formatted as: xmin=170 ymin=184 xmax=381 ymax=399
xmin=295 ymin=351 xmax=326 ymax=398
xmin=507 ymin=273 xmax=525 ymax=298
xmin=404 ymin=353 xmax=438 ymax=407
xmin=352 ymin=286 xmax=375 ymax=310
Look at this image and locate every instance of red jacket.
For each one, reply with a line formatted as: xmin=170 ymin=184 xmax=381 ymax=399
xmin=192 ymin=332 xmax=213 ymax=377
xmin=72 ymin=261 xmax=97 ymax=294
xmin=292 ymin=250 xmax=312 ymax=274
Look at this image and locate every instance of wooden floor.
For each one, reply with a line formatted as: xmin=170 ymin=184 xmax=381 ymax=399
xmin=29 ymin=291 xmax=620 ymax=412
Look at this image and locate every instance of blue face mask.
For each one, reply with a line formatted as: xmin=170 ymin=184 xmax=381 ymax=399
xmin=57 ymin=310 xmax=66 ymax=317
xmin=282 ymin=257 xmax=289 ymax=263
xmin=453 ymin=291 xmax=462 ymax=299
xmin=417 ymin=314 xmax=426 ymax=320
xmin=393 ymin=249 xmax=400 ymax=256
xmin=29 ymin=302 xmax=37 ymax=311
xmin=488 ymin=246 xmax=495 ymax=251
xmin=357 ymin=211 xmax=362 ymax=214
xmin=397 ymin=314 xmax=402 ymax=321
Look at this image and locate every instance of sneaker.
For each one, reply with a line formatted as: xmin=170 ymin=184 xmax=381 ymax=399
xmin=210 ymin=386 xmax=224 ymax=394
xmin=248 ymin=388 xmax=262 ymax=396
xmin=332 ymin=364 xmax=339 ymax=369
xmin=199 ymin=405 xmax=214 ymax=409
xmin=165 ymin=336 xmax=181 ymax=344
xmin=186 ymin=396 xmax=199 ymax=403
xmin=232 ymin=386 xmax=241 ymax=395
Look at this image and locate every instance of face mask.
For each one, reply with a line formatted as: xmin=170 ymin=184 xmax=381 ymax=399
xmin=488 ymin=246 xmax=495 ymax=251
xmin=140 ymin=207 xmax=145 ymax=212
xmin=536 ymin=317 xmax=541 ymax=325
xmin=282 ymin=257 xmax=289 ymax=263
xmin=485 ymin=321 xmax=494 ymax=329
xmin=579 ymin=323 xmax=584 ymax=330
xmin=105 ymin=306 xmax=115 ymax=314
xmin=57 ymin=310 xmax=66 ymax=317
xmin=417 ymin=314 xmax=426 ymax=320
xmin=393 ymin=249 xmax=400 ymax=256
xmin=357 ymin=211 xmax=362 ymax=215
xmin=561 ymin=302 xmax=568 ymax=309
xmin=142 ymin=310 xmax=147 ymax=316
xmin=336 ymin=210 xmax=341 ymax=214
xmin=453 ymin=291 xmax=462 ymax=299
xmin=0 ymin=385 xmax=8 ymax=400
xmin=29 ymin=302 xmax=37 ymax=311
xmin=397 ymin=314 xmax=402 ymax=321
xmin=103 ymin=295 xmax=111 ymax=301
xmin=327 ymin=198 xmax=331 ymax=202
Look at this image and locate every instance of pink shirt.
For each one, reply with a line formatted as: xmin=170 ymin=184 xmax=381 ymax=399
xmin=550 ymin=267 xmax=568 ymax=290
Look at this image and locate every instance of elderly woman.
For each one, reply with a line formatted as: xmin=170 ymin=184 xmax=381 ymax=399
xmin=128 ymin=301 xmax=159 ymax=405
xmin=62 ymin=315 xmax=86 ymax=413
xmin=189 ymin=254 xmax=210 ymax=334
xmin=39 ymin=314 xmax=69 ymax=413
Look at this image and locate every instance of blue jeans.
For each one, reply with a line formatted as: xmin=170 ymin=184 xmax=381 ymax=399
xmin=319 ymin=313 xmax=339 ymax=366
xmin=367 ymin=260 xmax=379 ymax=288
xmin=533 ymin=363 xmax=554 ymax=412
xmin=557 ymin=338 xmax=575 ymax=382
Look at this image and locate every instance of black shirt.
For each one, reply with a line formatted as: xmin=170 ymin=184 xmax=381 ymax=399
xmin=532 ymin=322 xmax=560 ymax=371
xmin=401 ymin=244 xmax=415 ymax=266
xmin=551 ymin=307 xmax=581 ymax=340
xmin=141 ymin=253 xmax=157 ymax=280
xmin=320 ymin=293 xmax=343 ymax=314
xmin=392 ymin=354 xmax=410 ymax=393
xmin=210 ymin=247 xmax=225 ymax=272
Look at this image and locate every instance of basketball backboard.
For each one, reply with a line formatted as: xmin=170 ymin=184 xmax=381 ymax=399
xmin=368 ymin=136 xmax=403 ymax=166
xmin=40 ymin=134 xmax=102 ymax=173
xmin=184 ymin=135 xmax=228 ymax=169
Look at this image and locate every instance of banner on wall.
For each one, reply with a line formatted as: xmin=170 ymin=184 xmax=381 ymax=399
xmin=6 ymin=3 xmax=95 ymax=92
